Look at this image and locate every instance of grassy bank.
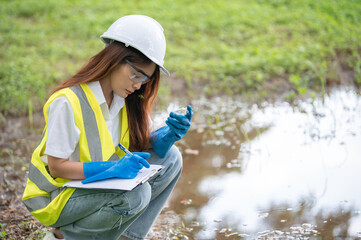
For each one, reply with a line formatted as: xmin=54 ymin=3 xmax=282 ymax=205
xmin=1 ymin=0 xmax=360 ymax=115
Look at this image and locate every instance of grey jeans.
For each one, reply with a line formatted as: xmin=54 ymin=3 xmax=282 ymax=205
xmin=51 ymin=146 xmax=183 ymax=240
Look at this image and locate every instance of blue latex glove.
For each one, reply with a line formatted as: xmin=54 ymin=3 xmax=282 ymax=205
xmin=150 ymin=105 xmax=193 ymax=158
xmin=83 ymin=161 xmax=115 ymax=179
xmin=82 ymin=152 xmax=151 ymax=184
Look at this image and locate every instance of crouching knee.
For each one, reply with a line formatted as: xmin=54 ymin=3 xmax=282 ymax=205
xmin=112 ymin=183 xmax=151 ymax=216
xmin=165 ymin=145 xmax=183 ymax=174
xmin=129 ymin=183 xmax=152 ymax=214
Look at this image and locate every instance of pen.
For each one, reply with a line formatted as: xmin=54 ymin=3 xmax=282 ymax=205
xmin=118 ymin=143 xmax=133 ymax=156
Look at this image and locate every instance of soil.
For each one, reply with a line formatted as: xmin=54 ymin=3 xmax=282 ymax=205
xmin=0 ymin=114 xmax=50 ymax=239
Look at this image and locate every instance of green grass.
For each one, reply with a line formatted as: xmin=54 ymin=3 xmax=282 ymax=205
xmin=1 ymin=0 xmax=360 ymax=115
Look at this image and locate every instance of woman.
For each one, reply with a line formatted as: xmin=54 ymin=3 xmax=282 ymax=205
xmin=22 ymin=15 xmax=193 ymax=240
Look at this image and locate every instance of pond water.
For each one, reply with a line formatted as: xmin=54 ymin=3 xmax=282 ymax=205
xmin=157 ymin=86 xmax=361 ymax=239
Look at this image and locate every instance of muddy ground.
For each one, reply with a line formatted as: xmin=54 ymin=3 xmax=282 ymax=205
xmin=0 ymin=113 xmax=48 ymax=239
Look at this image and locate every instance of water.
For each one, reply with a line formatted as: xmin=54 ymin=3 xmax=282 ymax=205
xmin=160 ymin=87 xmax=361 ymax=239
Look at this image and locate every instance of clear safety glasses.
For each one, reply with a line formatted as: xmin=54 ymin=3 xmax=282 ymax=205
xmin=125 ymin=59 xmax=152 ymax=85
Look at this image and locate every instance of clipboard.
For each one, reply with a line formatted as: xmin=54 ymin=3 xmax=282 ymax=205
xmin=63 ymin=164 xmax=164 ymax=191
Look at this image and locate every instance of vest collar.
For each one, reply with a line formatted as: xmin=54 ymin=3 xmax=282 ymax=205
xmin=87 ymin=81 xmax=125 ymax=121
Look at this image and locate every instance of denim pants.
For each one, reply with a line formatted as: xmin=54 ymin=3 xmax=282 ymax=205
xmin=51 ymin=146 xmax=183 ymax=240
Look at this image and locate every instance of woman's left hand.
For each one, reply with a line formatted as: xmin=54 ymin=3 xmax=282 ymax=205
xmin=165 ymin=105 xmax=193 ymax=141
xmin=150 ymin=105 xmax=193 ymax=158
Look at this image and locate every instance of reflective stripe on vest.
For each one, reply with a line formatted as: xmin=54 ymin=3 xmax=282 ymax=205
xmin=22 ymin=188 xmax=62 ymax=213
xmin=22 ymin=83 xmax=129 ymax=226
xmin=70 ymin=85 xmax=103 ymax=162
xmin=28 ymin=162 xmax=59 ymax=193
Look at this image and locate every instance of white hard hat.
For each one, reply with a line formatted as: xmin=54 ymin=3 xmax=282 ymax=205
xmin=101 ymin=15 xmax=170 ymax=76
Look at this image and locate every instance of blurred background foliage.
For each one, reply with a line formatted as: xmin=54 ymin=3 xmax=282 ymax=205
xmin=0 ymin=0 xmax=360 ymax=115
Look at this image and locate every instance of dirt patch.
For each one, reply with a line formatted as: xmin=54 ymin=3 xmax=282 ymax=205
xmin=0 ymin=114 xmax=50 ymax=239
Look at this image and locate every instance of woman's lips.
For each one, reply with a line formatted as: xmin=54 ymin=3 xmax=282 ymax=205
xmin=126 ymin=90 xmax=133 ymax=94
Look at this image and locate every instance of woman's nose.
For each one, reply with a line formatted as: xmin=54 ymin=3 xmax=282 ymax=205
xmin=133 ymin=82 xmax=142 ymax=90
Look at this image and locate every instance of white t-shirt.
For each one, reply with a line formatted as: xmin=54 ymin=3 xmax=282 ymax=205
xmin=42 ymin=81 xmax=125 ymax=163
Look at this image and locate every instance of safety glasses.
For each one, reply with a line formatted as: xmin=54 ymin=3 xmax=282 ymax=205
xmin=125 ymin=59 xmax=152 ymax=85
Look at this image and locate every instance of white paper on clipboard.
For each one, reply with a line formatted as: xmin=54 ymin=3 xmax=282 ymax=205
xmin=63 ymin=165 xmax=164 ymax=191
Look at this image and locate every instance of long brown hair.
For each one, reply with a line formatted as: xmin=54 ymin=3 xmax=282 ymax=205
xmin=51 ymin=41 xmax=160 ymax=151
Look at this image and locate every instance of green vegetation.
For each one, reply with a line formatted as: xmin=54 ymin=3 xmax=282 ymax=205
xmin=1 ymin=0 xmax=360 ymax=115
xmin=0 ymin=220 xmax=48 ymax=240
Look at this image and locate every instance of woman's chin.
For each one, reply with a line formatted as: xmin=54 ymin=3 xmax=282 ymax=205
xmin=116 ymin=91 xmax=128 ymax=98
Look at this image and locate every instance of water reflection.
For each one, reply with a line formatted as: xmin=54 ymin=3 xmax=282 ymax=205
xmin=166 ymin=87 xmax=361 ymax=239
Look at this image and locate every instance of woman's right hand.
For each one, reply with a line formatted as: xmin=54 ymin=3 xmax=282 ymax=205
xmin=82 ymin=152 xmax=150 ymax=184
xmin=113 ymin=152 xmax=151 ymax=179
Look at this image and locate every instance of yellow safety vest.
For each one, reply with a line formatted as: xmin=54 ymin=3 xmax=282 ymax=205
xmin=22 ymin=83 xmax=130 ymax=226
